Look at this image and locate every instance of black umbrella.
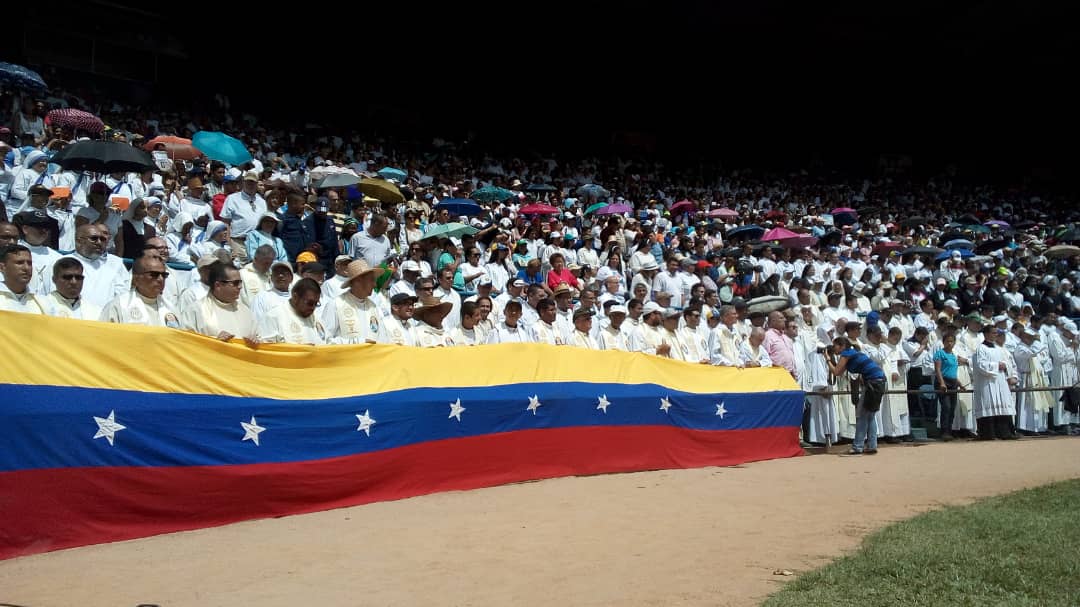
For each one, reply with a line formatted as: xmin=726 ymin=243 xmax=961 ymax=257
xmin=937 ymin=231 xmax=966 ymax=244
xmin=1013 ymin=220 xmax=1038 ymax=230
xmin=50 ymin=141 xmax=155 ymax=174
xmin=1058 ymin=229 xmax=1080 ymax=243
xmin=900 ymin=216 xmax=928 ymax=228
xmin=901 ymin=246 xmax=944 ymax=256
xmin=524 ymin=183 xmax=557 ymax=193
xmin=956 ymin=213 xmax=981 ymax=226
xmin=975 ymin=239 xmax=1008 ymax=255
xmin=818 ymin=229 xmax=843 ymax=247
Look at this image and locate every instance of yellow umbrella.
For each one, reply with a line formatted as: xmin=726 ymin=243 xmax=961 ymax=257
xmin=359 ymin=178 xmax=404 ymax=205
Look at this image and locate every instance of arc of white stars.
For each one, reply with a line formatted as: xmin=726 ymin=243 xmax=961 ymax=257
xmin=597 ymin=394 xmax=611 ymax=413
xmin=356 ymin=410 xmax=376 ymax=436
xmin=527 ymin=395 xmax=542 ymax=415
xmin=449 ymin=398 xmax=466 ymax=422
xmin=660 ymin=397 xmax=672 ymax=413
xmin=93 ymin=410 xmax=125 ymax=446
xmin=241 ymin=416 xmax=266 ymax=446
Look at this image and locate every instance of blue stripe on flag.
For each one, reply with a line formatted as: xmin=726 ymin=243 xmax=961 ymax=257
xmin=0 ymin=382 xmax=803 ymax=472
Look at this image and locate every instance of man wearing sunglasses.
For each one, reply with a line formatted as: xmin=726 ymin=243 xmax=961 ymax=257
xmin=41 ymin=257 xmax=100 ymax=320
xmin=181 ymin=262 xmax=256 ymax=344
xmin=100 ymin=256 xmax=179 ymax=328
xmin=71 ymin=224 xmax=130 ymax=308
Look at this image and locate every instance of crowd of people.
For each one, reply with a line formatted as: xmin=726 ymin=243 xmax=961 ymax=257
xmin=2 ymin=79 xmax=1079 ymax=451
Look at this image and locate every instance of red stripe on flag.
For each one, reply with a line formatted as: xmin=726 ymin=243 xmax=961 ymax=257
xmin=0 ymin=425 xmax=800 ymax=559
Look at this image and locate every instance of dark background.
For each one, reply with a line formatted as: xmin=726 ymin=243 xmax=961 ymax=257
xmin=5 ymin=1 xmax=1078 ymax=184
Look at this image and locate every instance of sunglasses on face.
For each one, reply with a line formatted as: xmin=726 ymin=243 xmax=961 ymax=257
xmin=138 ymin=271 xmax=169 ymax=280
xmin=58 ymin=273 xmax=84 ymax=281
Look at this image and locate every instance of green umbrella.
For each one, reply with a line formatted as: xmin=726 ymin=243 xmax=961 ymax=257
xmin=584 ymin=202 xmax=607 ymax=215
xmin=964 ymin=224 xmax=991 ymax=234
xmin=422 ymin=222 xmax=479 ymax=240
xmin=472 ymin=186 xmax=514 ymax=203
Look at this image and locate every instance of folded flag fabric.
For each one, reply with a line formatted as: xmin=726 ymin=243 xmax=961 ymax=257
xmin=0 ymin=312 xmax=803 ymax=560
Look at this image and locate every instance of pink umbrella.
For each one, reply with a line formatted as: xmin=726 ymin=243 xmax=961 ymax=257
xmin=595 ymin=202 xmax=633 ymax=215
xmin=709 ymin=207 xmax=739 ymax=219
xmin=518 ymin=203 xmax=560 ymax=215
xmin=762 ymin=227 xmax=801 ymax=241
xmin=670 ymin=199 xmax=696 ymax=214
xmin=778 ymin=236 xmax=819 ymax=249
xmin=830 ymin=207 xmax=857 ymax=215
xmin=45 ymin=108 xmax=104 ymax=134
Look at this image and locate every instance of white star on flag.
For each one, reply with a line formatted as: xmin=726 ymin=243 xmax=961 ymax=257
xmin=356 ymin=410 xmax=376 ymax=436
xmin=715 ymin=402 xmax=728 ymax=419
xmin=527 ymin=395 xmax=542 ymax=415
xmin=241 ymin=416 xmax=266 ymax=446
xmin=449 ymin=398 xmax=466 ymax=422
xmin=93 ymin=410 xmax=125 ymax=446
xmin=597 ymin=394 xmax=611 ymax=413
xmin=660 ymin=397 xmax=672 ymax=413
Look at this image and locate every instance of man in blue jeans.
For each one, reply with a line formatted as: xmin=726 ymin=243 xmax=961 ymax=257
xmin=825 ymin=336 xmax=888 ymax=455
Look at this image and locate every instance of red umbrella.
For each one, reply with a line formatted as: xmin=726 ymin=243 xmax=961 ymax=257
xmin=708 ymin=207 xmax=739 ymax=219
xmin=670 ymin=199 xmax=696 ymax=214
xmin=765 ymin=209 xmax=787 ymax=220
xmin=44 ymin=108 xmax=104 ymax=134
xmin=143 ymin=135 xmax=203 ymax=161
xmin=831 ymin=207 xmax=858 ymax=215
xmin=873 ymin=241 xmax=904 ymax=256
xmin=761 ymin=227 xmax=801 ymax=241
xmin=519 ymin=203 xmax=560 ymax=215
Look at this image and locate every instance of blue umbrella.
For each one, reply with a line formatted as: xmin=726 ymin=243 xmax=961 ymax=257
xmin=192 ymin=131 xmax=252 ymax=166
xmin=944 ymin=239 xmax=974 ymax=250
xmin=377 ymin=167 xmax=408 ymax=182
xmin=936 ymin=249 xmax=973 ymax=262
xmin=434 ymin=198 xmax=483 ymax=217
xmin=576 ymin=184 xmax=610 ymax=199
xmin=727 ymin=225 xmax=765 ymax=241
xmin=0 ymin=62 xmax=47 ymax=92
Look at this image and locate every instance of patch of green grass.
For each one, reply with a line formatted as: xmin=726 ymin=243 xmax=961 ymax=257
xmin=763 ymin=479 xmax=1080 ymax=607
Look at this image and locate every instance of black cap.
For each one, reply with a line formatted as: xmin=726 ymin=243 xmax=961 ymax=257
xmin=28 ymin=184 xmax=53 ymax=197
xmin=390 ymin=293 xmax=417 ymax=306
xmin=13 ymin=209 xmax=52 ymax=227
xmin=573 ymin=308 xmax=595 ymax=320
xmin=301 ymin=262 xmax=325 ymax=275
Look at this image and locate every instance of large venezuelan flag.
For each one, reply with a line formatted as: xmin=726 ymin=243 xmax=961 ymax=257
xmin=0 ymin=311 xmax=803 ymax=560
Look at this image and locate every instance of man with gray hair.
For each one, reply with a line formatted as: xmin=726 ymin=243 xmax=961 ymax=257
xmin=738 ymin=327 xmax=774 ymax=368
xmin=70 ymin=224 xmax=129 ymax=308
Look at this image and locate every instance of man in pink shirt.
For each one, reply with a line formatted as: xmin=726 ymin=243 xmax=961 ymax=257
xmin=764 ymin=311 xmax=796 ymax=379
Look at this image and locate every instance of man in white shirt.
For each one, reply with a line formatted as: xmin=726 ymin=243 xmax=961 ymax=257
xmin=0 ymin=244 xmax=44 ymax=314
xmin=322 ymin=255 xmax=354 ymax=302
xmin=570 ymin=308 xmax=599 ymax=349
xmin=434 ymin=266 xmax=463 ymax=330
xmin=598 ymin=304 xmax=631 ymax=351
xmin=41 ymin=257 xmax=100 ymax=320
xmin=14 ymin=209 xmax=62 ymax=295
xmin=100 ymin=256 xmax=179 ymax=327
xmin=738 ymin=328 xmax=774 ymax=368
xmin=652 ymin=257 xmax=685 ymax=309
xmin=241 ymin=245 xmax=277 ymax=307
xmin=381 ymin=293 xmax=418 ymax=346
xmin=181 ymin=263 xmax=256 ymax=343
xmin=256 ymin=278 xmax=326 ymax=345
xmin=220 ymin=171 xmax=268 ymax=265
xmin=70 ymin=224 xmax=130 ymax=308
xmin=388 ymin=260 xmax=421 ymax=298
xmin=321 ymin=259 xmax=387 ymax=345
xmin=251 ymin=261 xmax=295 ymax=322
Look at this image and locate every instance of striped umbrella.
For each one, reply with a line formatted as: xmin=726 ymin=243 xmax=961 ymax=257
xmin=45 ymin=109 xmax=104 ymax=134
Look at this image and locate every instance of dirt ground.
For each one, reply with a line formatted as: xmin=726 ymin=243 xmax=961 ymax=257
xmin=3 ymin=438 xmax=1080 ymax=607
